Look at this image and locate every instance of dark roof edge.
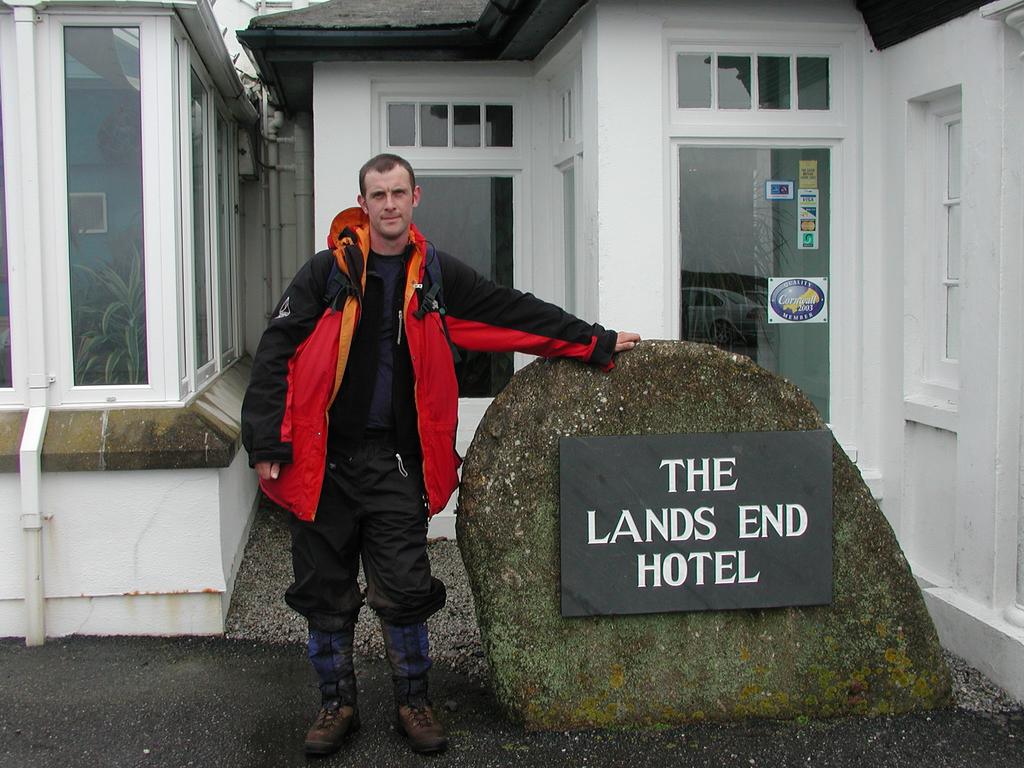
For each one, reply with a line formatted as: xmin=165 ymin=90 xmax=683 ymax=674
xmin=237 ymin=25 xmax=488 ymax=51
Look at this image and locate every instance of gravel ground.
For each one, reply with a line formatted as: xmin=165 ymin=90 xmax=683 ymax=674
xmin=226 ymin=497 xmax=1022 ymax=713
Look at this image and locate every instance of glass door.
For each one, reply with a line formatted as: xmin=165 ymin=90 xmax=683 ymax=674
xmin=679 ymin=146 xmax=830 ymax=418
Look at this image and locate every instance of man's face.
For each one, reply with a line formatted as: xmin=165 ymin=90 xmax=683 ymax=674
xmin=357 ymin=165 xmax=421 ymax=252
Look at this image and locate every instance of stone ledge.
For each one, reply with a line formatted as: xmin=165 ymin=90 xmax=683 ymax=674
xmin=0 ymin=410 xmax=27 ymax=473
xmin=0 ymin=358 xmax=251 ymax=473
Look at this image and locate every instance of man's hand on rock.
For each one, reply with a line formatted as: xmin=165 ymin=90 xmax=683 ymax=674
xmin=256 ymin=461 xmax=280 ymax=481
xmin=615 ymin=332 xmax=641 ymax=353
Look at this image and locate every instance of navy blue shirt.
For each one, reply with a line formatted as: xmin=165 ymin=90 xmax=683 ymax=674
xmin=365 ymin=251 xmax=405 ymax=430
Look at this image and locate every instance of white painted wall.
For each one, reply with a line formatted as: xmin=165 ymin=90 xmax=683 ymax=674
xmin=0 ymin=460 xmax=256 ymax=638
xmin=878 ymin=7 xmax=1024 ymax=698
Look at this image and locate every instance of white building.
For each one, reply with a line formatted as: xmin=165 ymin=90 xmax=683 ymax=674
xmin=2 ymin=0 xmax=1024 ymax=703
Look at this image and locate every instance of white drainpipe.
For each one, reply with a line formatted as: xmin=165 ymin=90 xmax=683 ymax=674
xmin=293 ymin=112 xmax=314 ymax=266
xmin=11 ymin=2 xmax=51 ymax=645
xmin=20 ymin=408 xmax=48 ymax=646
xmin=267 ymin=110 xmax=285 ymax=306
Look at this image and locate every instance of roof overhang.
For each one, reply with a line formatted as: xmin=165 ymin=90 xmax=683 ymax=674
xmin=238 ymin=0 xmax=587 ymax=113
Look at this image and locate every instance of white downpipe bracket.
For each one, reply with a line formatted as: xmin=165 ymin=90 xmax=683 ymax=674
xmin=20 ymin=406 xmax=49 ymax=646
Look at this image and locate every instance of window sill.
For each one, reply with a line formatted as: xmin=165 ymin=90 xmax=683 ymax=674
xmin=903 ymin=394 xmax=958 ymax=433
xmin=0 ymin=358 xmax=251 ymax=473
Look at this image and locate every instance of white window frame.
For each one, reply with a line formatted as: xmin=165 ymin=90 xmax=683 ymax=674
xmin=172 ymin=22 xmax=240 ymax=398
xmin=29 ymin=11 xmax=242 ymax=408
xmin=48 ymin=14 xmax=175 ymax=405
xmin=904 ymin=88 xmax=961 ymax=420
xmin=215 ymin=108 xmax=240 ymax=369
xmin=668 ymin=36 xmax=846 ymax=132
xmin=665 ymin=24 xmax=862 ymax=459
xmin=186 ymin=56 xmax=217 ymax=389
xmin=0 ymin=12 xmax=23 ymax=404
xmin=932 ymin=109 xmax=961 ymax=377
xmin=550 ymin=63 xmax=584 ymax=316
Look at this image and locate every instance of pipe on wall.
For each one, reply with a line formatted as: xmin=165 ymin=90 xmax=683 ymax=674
xmin=293 ymin=112 xmax=314 ymax=265
xmin=12 ymin=4 xmax=51 ymax=645
xmin=267 ymin=110 xmax=285 ymax=307
xmin=19 ymin=407 xmax=48 ymax=646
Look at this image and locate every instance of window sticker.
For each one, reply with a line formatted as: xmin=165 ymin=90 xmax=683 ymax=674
xmin=765 ymin=181 xmax=794 ymax=200
xmin=799 ymin=159 xmax=818 ymax=188
xmin=768 ymin=277 xmax=828 ymax=324
xmin=797 ymin=189 xmax=818 ymax=250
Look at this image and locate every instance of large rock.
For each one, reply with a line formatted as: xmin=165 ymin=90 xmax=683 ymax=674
xmin=456 ymin=340 xmax=951 ymax=729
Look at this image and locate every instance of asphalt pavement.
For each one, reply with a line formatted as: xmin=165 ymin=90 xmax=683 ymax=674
xmin=1 ymin=635 xmax=1022 ymax=768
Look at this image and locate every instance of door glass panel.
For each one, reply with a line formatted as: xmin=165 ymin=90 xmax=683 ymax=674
xmin=415 ymin=176 xmax=514 ymax=397
xmin=679 ymin=146 xmax=830 ymax=418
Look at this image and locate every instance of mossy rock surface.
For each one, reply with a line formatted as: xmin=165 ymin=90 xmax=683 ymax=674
xmin=456 ymin=340 xmax=951 ymax=729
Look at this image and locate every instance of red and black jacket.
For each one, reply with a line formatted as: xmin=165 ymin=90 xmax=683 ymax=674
xmin=241 ymin=208 xmax=618 ymax=520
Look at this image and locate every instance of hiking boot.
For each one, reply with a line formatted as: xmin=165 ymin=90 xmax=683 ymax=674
xmin=304 ymin=701 xmax=360 ymax=756
xmin=395 ymin=703 xmax=448 ymax=753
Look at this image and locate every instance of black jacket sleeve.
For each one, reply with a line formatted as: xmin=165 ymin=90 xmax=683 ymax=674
xmin=240 ymin=250 xmax=336 ymax=466
xmin=436 ymin=251 xmax=619 ymax=369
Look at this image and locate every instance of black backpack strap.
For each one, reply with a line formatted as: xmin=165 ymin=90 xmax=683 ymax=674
xmin=416 ymin=244 xmax=461 ymax=363
xmin=322 ymin=261 xmax=356 ymax=311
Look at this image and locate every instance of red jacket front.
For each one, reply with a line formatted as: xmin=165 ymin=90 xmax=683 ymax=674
xmin=241 ymin=209 xmax=618 ymax=520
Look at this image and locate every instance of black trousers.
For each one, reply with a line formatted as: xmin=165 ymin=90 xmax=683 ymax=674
xmin=285 ymin=434 xmax=447 ymax=631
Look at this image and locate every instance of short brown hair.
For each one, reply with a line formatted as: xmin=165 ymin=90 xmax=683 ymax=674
xmin=359 ymin=153 xmax=416 ymax=195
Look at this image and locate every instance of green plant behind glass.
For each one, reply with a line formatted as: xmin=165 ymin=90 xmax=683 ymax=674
xmin=72 ymin=233 xmax=147 ymax=386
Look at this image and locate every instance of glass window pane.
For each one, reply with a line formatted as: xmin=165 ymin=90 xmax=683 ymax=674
xmin=0 ymin=90 xmax=9 ymax=388
xmin=486 ymin=104 xmax=513 ymax=147
xmin=420 ymin=103 xmax=447 ymax=147
xmin=758 ymin=56 xmax=791 ymax=109
xmin=415 ymin=176 xmax=514 ymax=396
xmin=947 ymin=120 xmax=961 ymax=199
xmin=388 ymin=103 xmax=415 ymax=146
xmin=217 ymin=116 xmax=234 ymax=359
xmin=453 ymin=105 xmax=481 ymax=147
xmin=946 ymin=285 xmax=960 ymax=360
xmin=191 ymin=69 xmax=212 ymax=369
xmin=677 ymin=54 xmax=712 ymax=108
xmin=947 ymin=204 xmax=960 ymax=280
xmin=563 ymin=164 xmax=576 ymax=315
xmin=65 ymin=27 xmax=148 ymax=386
xmin=797 ymin=57 xmax=829 ymax=110
xmin=717 ymin=55 xmax=752 ymax=110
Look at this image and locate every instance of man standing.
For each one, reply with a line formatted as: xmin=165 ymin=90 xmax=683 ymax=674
xmin=241 ymin=154 xmax=639 ymax=756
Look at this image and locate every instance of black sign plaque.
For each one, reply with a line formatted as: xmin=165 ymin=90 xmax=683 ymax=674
xmin=559 ymin=431 xmax=832 ymax=617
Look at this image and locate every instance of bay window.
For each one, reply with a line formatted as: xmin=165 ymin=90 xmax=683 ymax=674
xmin=33 ymin=13 xmax=244 ymax=406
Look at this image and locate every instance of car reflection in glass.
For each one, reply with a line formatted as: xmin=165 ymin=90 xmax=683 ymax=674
xmin=681 ymin=286 xmax=763 ymax=346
